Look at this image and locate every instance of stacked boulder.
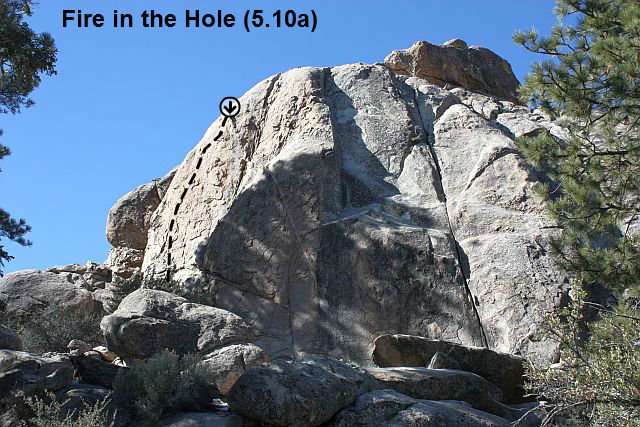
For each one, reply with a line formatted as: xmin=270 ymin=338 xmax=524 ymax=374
xmin=100 ymin=288 xmax=269 ymax=396
xmin=105 ymin=169 xmax=176 ymax=279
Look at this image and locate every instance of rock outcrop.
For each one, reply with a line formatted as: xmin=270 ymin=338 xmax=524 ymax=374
xmin=0 ymin=37 xmax=567 ymax=427
xmin=137 ymin=39 xmax=567 ymax=366
xmin=385 ymin=40 xmax=521 ymax=103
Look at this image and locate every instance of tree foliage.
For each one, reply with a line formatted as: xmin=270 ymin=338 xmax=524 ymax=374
xmin=514 ymin=0 xmax=640 ymax=425
xmin=514 ymin=0 xmax=640 ymax=291
xmin=0 ymin=0 xmax=56 ymax=114
xmin=0 ymin=0 xmax=57 ymax=275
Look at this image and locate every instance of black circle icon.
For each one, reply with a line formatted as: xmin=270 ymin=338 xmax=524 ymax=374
xmin=220 ymin=97 xmax=241 ymax=118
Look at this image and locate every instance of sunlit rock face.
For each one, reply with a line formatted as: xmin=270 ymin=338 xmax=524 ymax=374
xmin=138 ymin=40 xmax=568 ymax=365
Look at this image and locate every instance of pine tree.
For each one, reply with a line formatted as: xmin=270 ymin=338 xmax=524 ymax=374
xmin=0 ymin=0 xmax=57 ymax=275
xmin=514 ymin=1 xmax=640 ymax=424
xmin=514 ymin=0 xmax=640 ymax=292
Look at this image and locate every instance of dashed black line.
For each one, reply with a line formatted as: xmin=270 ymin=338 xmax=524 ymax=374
xmin=163 ymin=105 xmax=238 ymax=282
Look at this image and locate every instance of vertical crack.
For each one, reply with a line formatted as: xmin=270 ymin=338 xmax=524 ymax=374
xmin=412 ymin=88 xmax=489 ymax=348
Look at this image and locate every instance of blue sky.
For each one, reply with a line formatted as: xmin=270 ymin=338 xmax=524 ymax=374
xmin=1 ymin=1 xmax=558 ymax=273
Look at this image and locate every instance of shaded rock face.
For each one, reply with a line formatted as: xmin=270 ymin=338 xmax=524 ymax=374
xmin=100 ymin=289 xmax=253 ymax=359
xmin=136 ymin=42 xmax=567 ymax=366
xmin=0 ymin=325 xmax=22 ymax=351
xmin=385 ymin=40 xmax=520 ymax=103
xmin=0 ymin=350 xmax=74 ymax=395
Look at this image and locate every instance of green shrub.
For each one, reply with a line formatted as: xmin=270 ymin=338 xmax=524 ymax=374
xmin=0 ymin=302 xmax=104 ymax=354
xmin=26 ymin=392 xmax=114 ymax=427
xmin=113 ymin=350 xmax=213 ymax=420
xmin=12 ymin=308 xmax=104 ymax=354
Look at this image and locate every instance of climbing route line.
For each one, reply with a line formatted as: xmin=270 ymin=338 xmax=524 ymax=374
xmin=164 ymin=97 xmax=240 ymax=282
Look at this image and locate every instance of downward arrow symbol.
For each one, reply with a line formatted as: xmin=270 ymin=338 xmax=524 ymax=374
xmin=219 ymin=97 xmax=240 ymax=118
xmin=223 ymin=101 xmax=237 ymax=115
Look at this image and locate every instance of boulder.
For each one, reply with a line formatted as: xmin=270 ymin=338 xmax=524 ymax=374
xmin=100 ymin=289 xmax=253 ymax=359
xmin=106 ymin=169 xmax=176 ymax=250
xmin=329 ymin=389 xmax=510 ymax=427
xmin=367 ymin=367 xmax=521 ymax=420
xmin=106 ymin=182 xmax=163 ymax=250
xmin=385 ymin=40 xmax=520 ymax=102
xmin=0 ymin=270 xmax=99 ymax=324
xmin=0 ymin=324 xmax=22 ymax=351
xmin=200 ymin=343 xmax=269 ymax=395
xmin=0 ymin=350 xmax=74 ymax=394
xmin=93 ymin=345 xmax=118 ymax=363
xmin=227 ymin=355 xmax=379 ymax=426
xmin=373 ymin=335 xmax=526 ymax=403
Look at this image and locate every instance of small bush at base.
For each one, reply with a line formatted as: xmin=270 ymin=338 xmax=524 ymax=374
xmin=113 ymin=350 xmax=214 ymax=421
xmin=26 ymin=392 xmax=114 ymax=427
xmin=12 ymin=308 xmax=104 ymax=354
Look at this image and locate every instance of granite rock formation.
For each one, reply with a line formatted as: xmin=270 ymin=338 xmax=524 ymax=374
xmin=138 ymin=39 xmax=567 ymax=366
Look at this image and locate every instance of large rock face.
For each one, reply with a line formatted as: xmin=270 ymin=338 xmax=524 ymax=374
xmin=138 ymin=40 xmax=568 ymax=365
